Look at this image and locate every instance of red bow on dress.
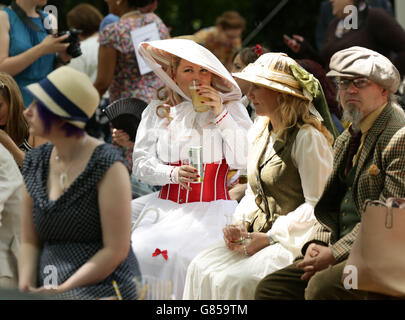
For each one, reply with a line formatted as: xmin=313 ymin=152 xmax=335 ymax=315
xmin=152 ymin=248 xmax=168 ymax=260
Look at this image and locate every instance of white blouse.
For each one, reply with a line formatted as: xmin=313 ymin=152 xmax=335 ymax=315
xmin=233 ymin=121 xmax=334 ymax=257
xmin=132 ymin=99 xmax=252 ymax=186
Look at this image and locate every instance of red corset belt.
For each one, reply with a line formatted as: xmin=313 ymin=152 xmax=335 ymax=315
xmin=158 ymin=159 xmax=230 ymax=204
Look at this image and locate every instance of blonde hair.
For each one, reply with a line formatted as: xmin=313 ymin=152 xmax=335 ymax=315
xmin=257 ymin=92 xmax=334 ymax=146
xmin=155 ymin=55 xmax=184 ymax=123
xmin=0 ymin=72 xmax=29 ymax=146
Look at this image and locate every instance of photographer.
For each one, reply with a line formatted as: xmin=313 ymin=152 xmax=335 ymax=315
xmin=0 ymin=0 xmax=71 ymax=107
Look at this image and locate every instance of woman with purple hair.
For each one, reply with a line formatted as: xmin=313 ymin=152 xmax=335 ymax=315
xmin=18 ymin=66 xmax=141 ymax=299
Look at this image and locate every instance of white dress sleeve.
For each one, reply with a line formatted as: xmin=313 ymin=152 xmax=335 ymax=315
xmin=132 ymin=101 xmax=175 ymax=186
xmin=0 ymin=144 xmax=22 ymax=227
xmin=214 ymin=100 xmax=252 ymax=169
xmin=267 ymin=126 xmax=333 ymax=257
xmin=232 ymin=182 xmax=257 ymax=223
xmin=231 ymin=117 xmax=268 ymax=223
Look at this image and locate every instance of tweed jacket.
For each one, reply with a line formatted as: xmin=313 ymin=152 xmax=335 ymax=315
xmin=304 ymin=103 xmax=405 ymax=262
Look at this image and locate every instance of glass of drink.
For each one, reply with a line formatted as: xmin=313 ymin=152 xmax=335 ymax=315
xmin=189 ymin=80 xmax=210 ymax=112
xmin=188 ymin=146 xmax=204 ymax=183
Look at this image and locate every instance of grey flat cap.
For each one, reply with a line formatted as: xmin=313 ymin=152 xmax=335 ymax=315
xmin=326 ymin=46 xmax=400 ymax=93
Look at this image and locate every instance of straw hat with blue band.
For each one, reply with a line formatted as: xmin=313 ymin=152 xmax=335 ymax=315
xmin=25 ymin=66 xmax=100 ymax=129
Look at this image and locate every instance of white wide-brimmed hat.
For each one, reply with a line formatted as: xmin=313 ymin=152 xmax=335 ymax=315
xmin=232 ymin=52 xmax=309 ymax=101
xmin=138 ymin=38 xmax=242 ymax=101
xmin=26 ymin=66 xmax=100 ymax=129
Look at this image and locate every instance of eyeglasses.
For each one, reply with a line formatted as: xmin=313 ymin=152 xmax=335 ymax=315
xmin=337 ymin=78 xmax=371 ymax=90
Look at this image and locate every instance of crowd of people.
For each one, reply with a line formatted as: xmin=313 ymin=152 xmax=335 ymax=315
xmin=1 ymin=0 xmax=405 ymax=301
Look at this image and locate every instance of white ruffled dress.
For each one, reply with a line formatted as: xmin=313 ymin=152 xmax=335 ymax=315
xmin=130 ymin=99 xmax=251 ymax=299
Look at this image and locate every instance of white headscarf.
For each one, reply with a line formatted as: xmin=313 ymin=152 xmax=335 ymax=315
xmin=138 ymin=39 xmax=242 ymax=102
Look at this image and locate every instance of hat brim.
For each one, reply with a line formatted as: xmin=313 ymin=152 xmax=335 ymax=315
xmin=141 ymin=41 xmax=236 ymax=94
xmin=25 ymin=83 xmax=85 ymax=129
xmin=233 ymin=71 xmax=310 ymax=101
xmin=326 ymin=70 xmax=360 ymax=78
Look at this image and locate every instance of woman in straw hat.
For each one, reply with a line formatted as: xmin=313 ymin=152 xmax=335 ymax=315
xmin=18 ymin=66 xmax=141 ymax=299
xmin=183 ymin=52 xmax=335 ymax=300
xmin=130 ymin=38 xmax=252 ymax=299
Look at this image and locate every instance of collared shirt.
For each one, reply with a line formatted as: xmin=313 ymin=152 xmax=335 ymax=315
xmin=352 ymin=102 xmax=388 ymax=166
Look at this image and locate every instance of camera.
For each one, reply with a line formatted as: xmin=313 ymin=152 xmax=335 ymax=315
xmin=56 ymin=28 xmax=82 ymax=58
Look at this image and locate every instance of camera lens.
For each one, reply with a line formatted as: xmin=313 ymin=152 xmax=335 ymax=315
xmin=57 ymin=29 xmax=82 ymax=58
xmin=67 ymin=44 xmax=82 ymax=58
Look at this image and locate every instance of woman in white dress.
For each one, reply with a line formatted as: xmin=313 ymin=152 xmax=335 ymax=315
xmin=183 ymin=52 xmax=335 ymax=300
xmin=130 ymin=39 xmax=252 ymax=299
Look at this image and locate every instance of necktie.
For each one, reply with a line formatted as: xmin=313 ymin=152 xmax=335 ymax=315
xmin=345 ymin=129 xmax=362 ymax=175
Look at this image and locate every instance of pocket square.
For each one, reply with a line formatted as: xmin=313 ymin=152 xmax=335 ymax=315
xmin=369 ymin=164 xmax=380 ymax=176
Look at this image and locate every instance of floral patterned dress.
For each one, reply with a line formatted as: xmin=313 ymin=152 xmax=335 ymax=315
xmin=100 ymin=13 xmax=170 ymax=175
xmin=99 ymin=13 xmax=170 ymax=103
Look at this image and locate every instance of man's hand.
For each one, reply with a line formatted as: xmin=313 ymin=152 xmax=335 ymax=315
xmin=296 ymin=243 xmax=336 ymax=281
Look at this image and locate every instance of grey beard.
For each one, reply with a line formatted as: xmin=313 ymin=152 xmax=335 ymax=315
xmin=342 ymin=103 xmax=363 ymax=132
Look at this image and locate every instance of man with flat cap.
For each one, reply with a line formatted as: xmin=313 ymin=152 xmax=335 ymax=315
xmin=255 ymin=46 xmax=405 ymax=300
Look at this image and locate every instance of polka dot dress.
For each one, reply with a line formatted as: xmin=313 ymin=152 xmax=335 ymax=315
xmin=22 ymin=143 xmax=141 ymax=300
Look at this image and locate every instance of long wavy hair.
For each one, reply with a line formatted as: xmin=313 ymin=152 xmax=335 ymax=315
xmin=155 ymin=55 xmax=184 ymax=123
xmin=0 ymin=72 xmax=29 ymax=146
xmin=257 ymin=92 xmax=334 ymax=146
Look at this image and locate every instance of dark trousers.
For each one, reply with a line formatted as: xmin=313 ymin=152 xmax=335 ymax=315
xmin=255 ymin=259 xmax=392 ymax=300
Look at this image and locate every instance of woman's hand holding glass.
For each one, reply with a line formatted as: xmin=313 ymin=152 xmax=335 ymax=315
xmin=223 ymin=221 xmax=272 ymax=257
xmin=223 ymin=220 xmax=248 ymax=247
xmin=175 ymin=165 xmax=200 ymax=191
xmin=233 ymin=232 xmax=272 ymax=256
xmin=196 ymin=84 xmax=224 ymax=117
